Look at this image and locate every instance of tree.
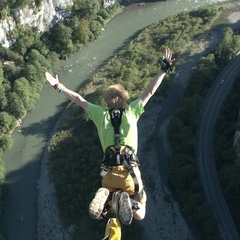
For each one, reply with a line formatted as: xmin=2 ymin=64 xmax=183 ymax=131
xmin=1 ymin=48 xmax=24 ymax=65
xmin=0 ymin=112 xmax=15 ymax=134
xmin=31 ymin=40 xmax=49 ymax=56
xmin=176 ymin=164 xmax=196 ymax=192
xmin=90 ymin=20 xmax=103 ymax=39
xmin=0 ymin=86 xmax=8 ymax=111
xmin=7 ymin=92 xmax=26 ymax=119
xmin=21 ymin=64 xmax=43 ymax=83
xmin=73 ymin=0 xmax=100 ymax=19
xmin=2 ymin=64 xmax=19 ymax=84
xmin=46 ymin=52 xmax=60 ymax=71
xmin=73 ymin=19 xmax=93 ymax=44
xmin=26 ymin=49 xmax=51 ymax=70
xmin=193 ymin=202 xmax=213 ymax=224
xmin=14 ymin=0 xmax=31 ymax=8
xmin=50 ymin=24 xmax=74 ymax=56
xmin=184 ymin=193 xmax=204 ymax=215
xmin=0 ymin=66 xmax=3 ymax=83
xmin=0 ymin=134 xmax=13 ymax=152
xmin=12 ymin=77 xmax=37 ymax=110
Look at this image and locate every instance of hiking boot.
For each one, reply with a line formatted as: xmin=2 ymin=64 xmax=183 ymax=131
xmin=111 ymin=190 xmax=121 ymax=218
xmin=118 ymin=191 xmax=133 ymax=225
xmin=89 ymin=188 xmax=109 ymax=219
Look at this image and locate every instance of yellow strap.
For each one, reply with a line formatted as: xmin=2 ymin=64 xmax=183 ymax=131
xmin=109 ymin=145 xmax=132 ymax=154
xmin=103 ymin=218 xmax=121 ymax=240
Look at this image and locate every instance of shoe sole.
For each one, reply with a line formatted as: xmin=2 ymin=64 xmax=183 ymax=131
xmin=89 ymin=188 xmax=109 ymax=219
xmin=119 ymin=192 xmax=133 ymax=225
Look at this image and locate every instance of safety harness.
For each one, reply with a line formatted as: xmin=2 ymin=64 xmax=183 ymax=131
xmin=100 ymin=108 xmax=140 ymax=196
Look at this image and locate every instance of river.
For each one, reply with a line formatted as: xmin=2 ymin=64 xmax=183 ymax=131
xmin=2 ymin=0 xmax=234 ymax=239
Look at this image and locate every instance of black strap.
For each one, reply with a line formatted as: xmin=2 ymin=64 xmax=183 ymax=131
xmin=109 ymin=108 xmax=125 ymax=153
xmin=107 ymin=109 xmax=140 ymax=195
xmin=159 ymin=58 xmax=172 ymax=73
xmin=123 ymin=159 xmax=139 ymax=195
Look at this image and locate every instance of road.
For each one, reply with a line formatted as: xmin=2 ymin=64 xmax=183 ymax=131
xmin=196 ymin=54 xmax=240 ymax=240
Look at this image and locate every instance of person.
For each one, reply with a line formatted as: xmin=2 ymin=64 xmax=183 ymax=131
xmin=45 ymin=48 xmax=175 ymax=226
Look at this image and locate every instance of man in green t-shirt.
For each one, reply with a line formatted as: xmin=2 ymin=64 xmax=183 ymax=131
xmin=45 ymin=48 xmax=174 ymax=225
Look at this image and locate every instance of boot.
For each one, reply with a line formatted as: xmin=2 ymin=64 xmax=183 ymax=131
xmin=89 ymin=188 xmax=109 ymax=219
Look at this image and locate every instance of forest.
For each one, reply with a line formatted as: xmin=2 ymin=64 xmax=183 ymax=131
xmin=0 ymin=1 xmax=122 ymax=239
xmin=0 ymin=0 xmax=239 ymax=239
xmin=0 ymin=0 xmax=44 ymax=19
xmin=46 ymin=5 xmax=240 ymax=240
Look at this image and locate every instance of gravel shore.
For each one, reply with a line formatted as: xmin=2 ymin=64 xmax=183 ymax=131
xmin=37 ymin=3 xmax=240 ymax=240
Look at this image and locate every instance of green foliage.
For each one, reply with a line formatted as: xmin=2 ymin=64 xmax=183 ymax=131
xmin=0 ymin=2 xmax=123 ymax=239
xmin=0 ymin=0 xmax=122 ymax=158
xmin=48 ymin=108 xmax=102 ymax=225
xmin=0 ymin=112 xmax=16 ymax=134
xmin=0 ymin=67 xmax=3 ymax=83
xmin=214 ymin=77 xmax=240 ymax=232
xmin=49 ymin=105 xmax=144 ymax=240
xmin=73 ymin=19 xmax=93 ymax=44
xmin=90 ymin=20 xmax=103 ymax=39
xmin=214 ymin=27 xmax=240 ymax=66
xmin=0 ymin=0 xmax=44 ymax=17
xmin=0 ymin=134 xmax=13 ymax=153
xmin=7 ymin=92 xmax=26 ymax=119
xmin=0 ymin=85 xmax=8 ymax=111
xmin=49 ymin=23 xmax=75 ymax=58
xmin=12 ymin=77 xmax=37 ymax=110
xmin=0 ymin=2 xmax=238 ymax=239
xmin=47 ymin=5 xmax=232 ymax=239
xmin=167 ymin=11 xmax=240 ymax=238
xmin=73 ymin=0 xmax=100 ymax=19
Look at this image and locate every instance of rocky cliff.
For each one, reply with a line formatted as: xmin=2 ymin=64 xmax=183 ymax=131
xmin=0 ymin=0 xmax=134 ymax=48
xmin=0 ymin=0 xmax=72 ymax=48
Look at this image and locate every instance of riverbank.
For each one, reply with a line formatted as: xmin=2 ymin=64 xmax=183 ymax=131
xmin=37 ymin=2 xmax=240 ymax=240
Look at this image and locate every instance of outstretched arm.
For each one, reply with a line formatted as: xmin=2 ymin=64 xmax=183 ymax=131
xmin=45 ymin=72 xmax=88 ymax=111
xmin=140 ymin=48 xmax=175 ymax=107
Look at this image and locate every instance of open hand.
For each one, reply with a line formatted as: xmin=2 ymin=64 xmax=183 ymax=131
xmin=159 ymin=48 xmax=175 ymax=73
xmin=163 ymin=48 xmax=175 ymax=64
xmin=45 ymin=72 xmax=59 ymax=86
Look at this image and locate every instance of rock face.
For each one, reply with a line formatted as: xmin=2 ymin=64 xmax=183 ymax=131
xmin=0 ymin=0 xmax=125 ymax=48
xmin=0 ymin=0 xmax=73 ymax=48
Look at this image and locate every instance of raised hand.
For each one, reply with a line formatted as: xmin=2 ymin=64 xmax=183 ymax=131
xmin=45 ymin=72 xmax=59 ymax=86
xmin=159 ymin=48 xmax=175 ymax=73
xmin=164 ymin=48 xmax=175 ymax=64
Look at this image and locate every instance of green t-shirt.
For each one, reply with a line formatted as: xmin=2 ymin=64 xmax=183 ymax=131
xmin=87 ymin=98 xmax=144 ymax=154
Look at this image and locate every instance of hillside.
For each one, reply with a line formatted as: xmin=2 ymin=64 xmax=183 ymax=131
xmin=40 ymin=2 xmax=240 ymax=240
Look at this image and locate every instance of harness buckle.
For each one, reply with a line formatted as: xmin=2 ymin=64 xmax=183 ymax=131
xmin=116 ymin=154 xmax=120 ymax=165
xmin=111 ymin=108 xmax=121 ymax=119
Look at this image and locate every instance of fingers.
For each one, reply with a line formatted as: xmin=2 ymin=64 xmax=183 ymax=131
xmin=165 ymin=48 xmax=171 ymax=59
xmin=165 ymin=48 xmax=175 ymax=63
xmin=45 ymin=72 xmax=59 ymax=86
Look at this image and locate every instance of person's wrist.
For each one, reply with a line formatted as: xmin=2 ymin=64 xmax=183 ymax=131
xmin=159 ymin=58 xmax=172 ymax=73
xmin=54 ymin=83 xmax=65 ymax=93
xmin=54 ymin=83 xmax=59 ymax=89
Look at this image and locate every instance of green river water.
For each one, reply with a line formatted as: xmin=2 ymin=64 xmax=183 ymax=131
xmin=2 ymin=0 xmax=234 ymax=239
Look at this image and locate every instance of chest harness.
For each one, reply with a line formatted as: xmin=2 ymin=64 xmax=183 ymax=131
xmin=100 ymin=108 xmax=140 ymax=195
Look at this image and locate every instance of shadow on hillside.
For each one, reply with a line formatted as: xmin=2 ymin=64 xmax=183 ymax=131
xmin=18 ymin=101 xmax=69 ymax=138
xmin=2 ymin=152 xmax=42 ymax=240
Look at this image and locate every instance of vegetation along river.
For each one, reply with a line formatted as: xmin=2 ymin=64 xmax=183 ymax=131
xmin=2 ymin=0 xmax=234 ymax=239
